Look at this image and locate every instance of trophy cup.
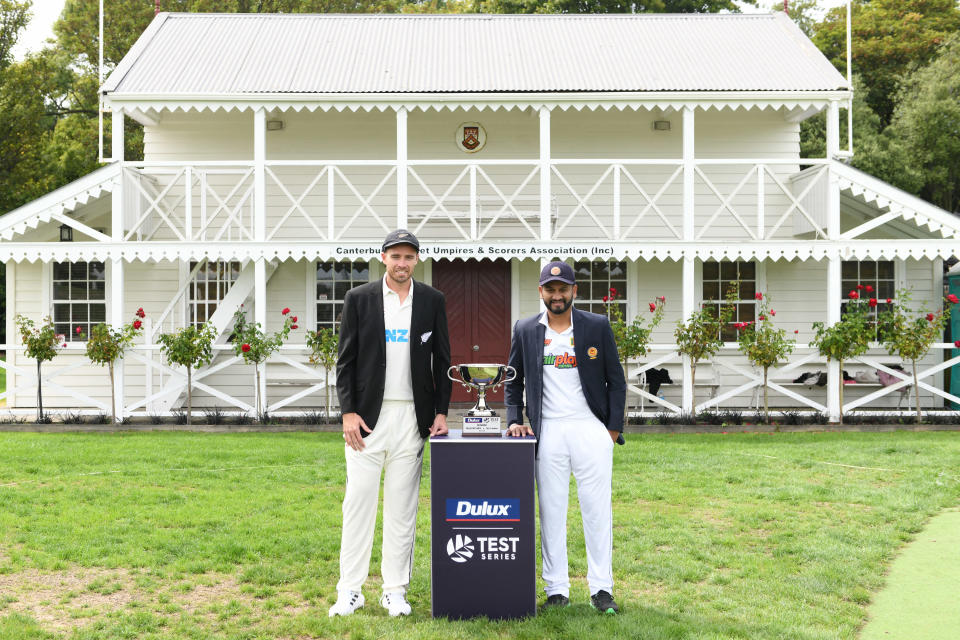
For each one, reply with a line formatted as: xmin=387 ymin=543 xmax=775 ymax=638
xmin=447 ymin=364 xmax=517 ymax=436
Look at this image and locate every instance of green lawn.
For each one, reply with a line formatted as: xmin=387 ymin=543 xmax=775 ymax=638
xmin=0 ymin=431 xmax=959 ymax=639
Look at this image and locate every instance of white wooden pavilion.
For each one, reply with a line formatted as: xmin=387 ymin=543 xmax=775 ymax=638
xmin=2 ymin=13 xmax=959 ymax=422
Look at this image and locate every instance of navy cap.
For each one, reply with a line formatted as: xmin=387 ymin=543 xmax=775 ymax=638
xmin=382 ymin=229 xmax=420 ymax=252
xmin=539 ymin=261 xmax=576 ymax=286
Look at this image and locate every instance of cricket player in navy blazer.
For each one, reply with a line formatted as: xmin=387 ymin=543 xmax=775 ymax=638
xmin=505 ymin=260 xmax=626 ymax=614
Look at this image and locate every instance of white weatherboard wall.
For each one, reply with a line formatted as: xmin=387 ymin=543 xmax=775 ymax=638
xmin=6 ymin=253 xmax=948 ymax=411
xmin=136 ymin=107 xmax=805 ymax=246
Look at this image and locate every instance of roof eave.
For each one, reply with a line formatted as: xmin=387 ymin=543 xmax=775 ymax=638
xmin=104 ymin=89 xmax=854 ymax=112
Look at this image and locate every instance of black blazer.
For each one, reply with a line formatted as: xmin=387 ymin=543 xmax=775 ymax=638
xmin=336 ymin=278 xmax=452 ymax=438
xmin=505 ymin=307 xmax=626 ymax=444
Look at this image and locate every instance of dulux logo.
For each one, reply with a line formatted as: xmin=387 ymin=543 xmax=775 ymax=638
xmin=446 ymin=499 xmax=519 ymax=522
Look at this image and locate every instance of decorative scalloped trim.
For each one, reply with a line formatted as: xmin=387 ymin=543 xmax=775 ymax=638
xmin=108 ymin=99 xmax=832 ymax=116
xmin=1 ymin=242 xmax=955 ymax=264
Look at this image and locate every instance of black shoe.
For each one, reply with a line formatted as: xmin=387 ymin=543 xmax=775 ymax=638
xmin=542 ymin=594 xmax=570 ymax=610
xmin=590 ymin=590 xmax=619 ymax=614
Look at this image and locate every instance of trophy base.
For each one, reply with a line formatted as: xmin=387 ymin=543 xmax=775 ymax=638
xmin=462 ymin=416 xmax=502 ymax=437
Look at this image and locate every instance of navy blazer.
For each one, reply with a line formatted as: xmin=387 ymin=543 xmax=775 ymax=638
xmin=505 ymin=307 xmax=626 ymax=444
xmin=336 ymin=278 xmax=452 ymax=438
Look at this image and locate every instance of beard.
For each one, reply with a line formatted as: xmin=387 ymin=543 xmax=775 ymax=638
xmin=544 ymin=296 xmax=573 ymax=315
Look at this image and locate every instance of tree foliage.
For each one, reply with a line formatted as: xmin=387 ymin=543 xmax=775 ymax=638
xmin=473 ymin=0 xmax=752 ymax=13
xmin=888 ymin=31 xmax=960 ymax=213
xmin=813 ymin=0 xmax=960 ymax=128
xmin=0 ymin=0 xmax=30 ymax=70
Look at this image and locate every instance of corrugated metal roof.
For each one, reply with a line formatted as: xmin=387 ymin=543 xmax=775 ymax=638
xmin=103 ymin=13 xmax=849 ymax=95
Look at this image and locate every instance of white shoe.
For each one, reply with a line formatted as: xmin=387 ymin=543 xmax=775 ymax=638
xmin=379 ymin=592 xmax=411 ymax=617
xmin=328 ymin=590 xmax=364 ymax=617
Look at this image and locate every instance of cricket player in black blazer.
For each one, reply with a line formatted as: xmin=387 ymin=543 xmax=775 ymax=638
xmin=335 ymin=281 xmax=452 ymax=439
xmin=505 ymin=260 xmax=625 ymax=615
xmin=329 ymin=230 xmax=451 ymax=619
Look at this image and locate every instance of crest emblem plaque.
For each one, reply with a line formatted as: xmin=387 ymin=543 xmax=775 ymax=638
xmin=455 ymin=122 xmax=486 ymax=153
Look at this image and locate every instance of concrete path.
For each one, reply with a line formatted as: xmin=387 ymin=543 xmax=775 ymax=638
xmin=860 ymin=507 xmax=960 ymax=639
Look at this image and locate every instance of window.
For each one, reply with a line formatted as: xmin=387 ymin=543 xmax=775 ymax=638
xmin=842 ymin=260 xmax=896 ymax=330
xmin=842 ymin=260 xmax=895 ymax=305
xmin=316 ymin=260 xmax=369 ymax=332
xmin=702 ymin=261 xmax=756 ymax=341
xmin=53 ymin=262 xmax=106 ymax=341
xmin=188 ymin=261 xmax=240 ymax=326
xmin=572 ymin=259 xmax=627 ymax=316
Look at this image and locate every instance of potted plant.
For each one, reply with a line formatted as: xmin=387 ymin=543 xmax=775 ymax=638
xmin=307 ymin=326 xmax=339 ymax=422
xmin=878 ymin=289 xmax=957 ymax=424
xmin=14 ymin=315 xmax=66 ymax=422
xmin=231 ymin=306 xmax=296 ymax=419
xmin=602 ymin=288 xmax=665 ymax=393
xmin=157 ymin=322 xmax=217 ymax=425
xmin=674 ymin=284 xmax=736 ymax=411
xmin=734 ymin=293 xmax=795 ymax=425
xmin=810 ymin=290 xmax=873 ymax=424
xmin=85 ymin=308 xmax=147 ymax=425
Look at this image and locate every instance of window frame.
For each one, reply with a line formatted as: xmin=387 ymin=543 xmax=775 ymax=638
xmin=314 ymin=259 xmax=372 ymax=333
xmin=840 ymin=259 xmax=897 ymax=334
xmin=50 ymin=261 xmax=107 ymax=343
xmin=186 ymin=260 xmax=241 ymax=328
xmin=567 ymin=259 xmax=629 ymax=318
xmin=699 ymin=260 xmax=762 ymax=342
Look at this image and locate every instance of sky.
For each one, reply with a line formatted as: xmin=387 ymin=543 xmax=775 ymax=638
xmin=736 ymin=1 xmax=851 ymax=15
xmin=11 ymin=0 xmax=67 ymax=60
xmin=11 ymin=1 xmax=853 ymax=60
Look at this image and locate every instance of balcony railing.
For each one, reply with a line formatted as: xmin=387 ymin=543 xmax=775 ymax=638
xmin=116 ymin=158 xmax=831 ymax=244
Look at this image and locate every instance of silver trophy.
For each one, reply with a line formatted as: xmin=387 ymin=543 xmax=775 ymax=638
xmin=447 ymin=364 xmax=517 ymax=436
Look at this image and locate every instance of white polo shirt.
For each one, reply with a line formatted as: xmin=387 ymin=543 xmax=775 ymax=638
xmin=539 ymin=311 xmax=594 ymax=422
xmin=382 ymin=276 xmax=415 ymax=402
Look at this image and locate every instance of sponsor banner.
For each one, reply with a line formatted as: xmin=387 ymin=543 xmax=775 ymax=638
xmin=445 ymin=498 xmax=519 ymax=522
xmin=446 ymin=534 xmax=521 ymax=563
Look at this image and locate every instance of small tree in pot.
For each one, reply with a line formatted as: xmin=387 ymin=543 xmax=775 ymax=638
xmin=85 ymin=307 xmax=147 ymax=425
xmin=810 ymin=290 xmax=873 ymax=425
xmin=231 ymin=306 xmax=296 ymax=419
xmin=878 ymin=289 xmax=957 ymax=425
xmin=734 ymin=293 xmax=795 ymax=425
xmin=307 ymin=326 xmax=339 ymax=422
xmin=158 ymin=322 xmax=216 ymax=426
xmin=15 ymin=315 xmax=66 ymax=422
xmin=603 ymin=288 xmax=665 ymax=398
xmin=674 ymin=285 xmax=736 ymax=411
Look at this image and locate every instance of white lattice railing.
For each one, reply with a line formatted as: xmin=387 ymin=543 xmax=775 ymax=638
xmin=625 ymin=343 xmax=960 ymax=416
xmin=124 ymin=163 xmax=255 ymax=242
xmin=3 ymin=342 xmax=958 ymax=418
xmin=0 ymin=343 xmax=335 ymax=417
xmin=114 ymin=159 xmax=833 ymax=244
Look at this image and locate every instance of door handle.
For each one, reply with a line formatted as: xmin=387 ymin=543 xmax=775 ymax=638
xmin=472 ymin=345 xmax=479 ymax=351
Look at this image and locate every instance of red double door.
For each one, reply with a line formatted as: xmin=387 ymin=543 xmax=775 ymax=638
xmin=432 ymin=259 xmax=512 ymax=404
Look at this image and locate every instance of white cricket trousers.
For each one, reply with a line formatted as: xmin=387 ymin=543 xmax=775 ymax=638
xmin=336 ymin=401 xmax=424 ymax=595
xmin=537 ymin=416 xmax=614 ymax=597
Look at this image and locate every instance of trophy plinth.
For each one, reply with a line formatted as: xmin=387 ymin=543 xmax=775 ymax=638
xmin=447 ymin=364 xmax=517 ymax=437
